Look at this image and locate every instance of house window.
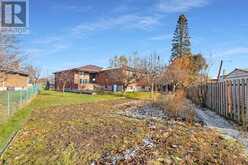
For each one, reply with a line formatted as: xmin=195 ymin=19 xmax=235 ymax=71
xmin=80 ymin=79 xmax=89 ymax=84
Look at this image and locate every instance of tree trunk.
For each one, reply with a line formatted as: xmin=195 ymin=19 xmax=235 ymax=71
xmin=151 ymin=82 xmax=154 ymax=102
xmin=62 ymin=82 xmax=66 ymax=95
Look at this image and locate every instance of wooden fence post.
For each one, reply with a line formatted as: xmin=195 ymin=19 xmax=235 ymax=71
xmin=221 ymin=82 xmax=225 ymax=116
xmin=223 ymin=81 xmax=226 ymax=117
xmin=237 ymin=79 xmax=241 ymax=124
xmin=218 ymin=82 xmax=220 ymax=114
xmin=187 ymin=79 xmax=247 ymax=127
xmin=233 ymin=80 xmax=237 ymax=121
xmin=229 ymin=80 xmax=232 ymax=117
xmin=241 ymin=79 xmax=246 ymax=128
xmin=245 ymin=79 xmax=248 ymax=130
xmin=210 ymin=82 xmax=212 ymax=109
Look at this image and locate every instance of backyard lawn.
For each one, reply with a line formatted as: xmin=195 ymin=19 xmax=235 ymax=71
xmin=0 ymin=90 xmax=123 ymax=153
xmin=1 ymin=91 xmax=248 ymax=164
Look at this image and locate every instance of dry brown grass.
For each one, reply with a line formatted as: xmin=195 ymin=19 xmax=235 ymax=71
xmin=1 ymin=97 xmax=248 ymax=164
xmin=156 ymin=90 xmax=196 ymax=123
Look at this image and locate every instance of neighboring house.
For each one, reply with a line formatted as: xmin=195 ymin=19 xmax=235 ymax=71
xmin=54 ymin=65 xmax=149 ymax=92
xmin=126 ymin=80 xmax=149 ymax=92
xmin=38 ymin=75 xmax=55 ymax=89
xmin=96 ymin=67 xmax=133 ymax=91
xmin=54 ymin=65 xmax=102 ymax=91
xmin=0 ymin=70 xmax=29 ymax=91
xmin=222 ymin=68 xmax=248 ymax=81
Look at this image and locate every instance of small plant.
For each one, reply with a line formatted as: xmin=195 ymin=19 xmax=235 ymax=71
xmin=60 ymin=143 xmax=78 ymax=165
xmin=156 ymin=90 xmax=196 ymax=123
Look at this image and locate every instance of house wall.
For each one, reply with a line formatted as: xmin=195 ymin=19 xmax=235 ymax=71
xmin=225 ymin=70 xmax=248 ymax=81
xmin=0 ymin=72 xmax=28 ymax=90
xmin=54 ymin=67 xmax=148 ymax=92
xmin=55 ymin=70 xmax=77 ymax=91
xmin=126 ymin=83 xmax=148 ymax=92
xmin=96 ymin=68 xmax=131 ymax=86
xmin=55 ymin=70 xmax=99 ymax=91
xmin=77 ymin=72 xmax=97 ymax=90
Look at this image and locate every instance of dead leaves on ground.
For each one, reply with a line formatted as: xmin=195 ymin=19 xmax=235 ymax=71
xmin=1 ymin=100 xmax=248 ymax=165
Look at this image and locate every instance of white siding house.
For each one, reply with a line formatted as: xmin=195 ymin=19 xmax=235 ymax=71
xmin=224 ymin=68 xmax=248 ymax=81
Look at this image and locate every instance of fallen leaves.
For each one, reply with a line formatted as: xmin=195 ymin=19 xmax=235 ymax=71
xmin=1 ymin=99 xmax=248 ymax=164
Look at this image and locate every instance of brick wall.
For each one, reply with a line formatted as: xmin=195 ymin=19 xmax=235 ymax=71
xmin=96 ymin=69 xmax=125 ymax=86
xmin=0 ymin=72 xmax=28 ymax=90
xmin=55 ymin=70 xmax=78 ymax=91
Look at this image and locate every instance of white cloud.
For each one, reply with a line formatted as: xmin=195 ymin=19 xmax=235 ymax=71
xmin=51 ymin=4 xmax=92 ymax=13
xmin=157 ymin=0 xmax=209 ymax=13
xmin=150 ymin=34 xmax=171 ymax=40
xmin=33 ymin=36 xmax=63 ymax=45
xmin=25 ymin=35 xmax=70 ymax=58
xmin=221 ymin=47 xmax=248 ymax=56
xmin=72 ymin=14 xmax=161 ymax=34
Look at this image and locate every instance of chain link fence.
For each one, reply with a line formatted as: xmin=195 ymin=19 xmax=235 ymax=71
xmin=0 ymin=86 xmax=39 ymax=124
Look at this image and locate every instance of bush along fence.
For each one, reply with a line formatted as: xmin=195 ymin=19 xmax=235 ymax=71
xmin=188 ymin=79 xmax=248 ymax=129
xmin=0 ymin=85 xmax=39 ymax=123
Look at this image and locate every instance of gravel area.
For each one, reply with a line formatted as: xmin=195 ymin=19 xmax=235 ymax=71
xmin=196 ymin=108 xmax=248 ymax=151
xmin=116 ymin=101 xmax=248 ymax=152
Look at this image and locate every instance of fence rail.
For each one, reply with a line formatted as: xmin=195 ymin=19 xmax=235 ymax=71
xmin=188 ymin=79 xmax=248 ymax=129
xmin=0 ymin=86 xmax=39 ymax=123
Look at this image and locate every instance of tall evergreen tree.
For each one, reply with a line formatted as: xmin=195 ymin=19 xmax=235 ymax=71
xmin=170 ymin=15 xmax=191 ymax=62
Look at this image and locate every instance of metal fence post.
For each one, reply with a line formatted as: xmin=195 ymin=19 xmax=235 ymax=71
xmin=20 ymin=90 xmax=22 ymax=105
xmin=7 ymin=91 xmax=10 ymax=116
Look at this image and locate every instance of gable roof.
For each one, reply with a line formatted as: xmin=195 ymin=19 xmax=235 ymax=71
xmin=54 ymin=65 xmax=102 ymax=74
xmin=0 ymin=69 xmax=29 ymax=76
xmin=225 ymin=68 xmax=248 ymax=78
xmin=237 ymin=68 xmax=248 ymax=72
xmin=77 ymin=65 xmax=102 ymax=73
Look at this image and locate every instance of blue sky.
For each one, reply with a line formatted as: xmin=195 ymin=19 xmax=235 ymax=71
xmin=21 ymin=0 xmax=248 ymax=77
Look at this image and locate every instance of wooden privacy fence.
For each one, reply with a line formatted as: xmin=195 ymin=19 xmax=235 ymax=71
xmin=188 ymin=79 xmax=248 ymax=129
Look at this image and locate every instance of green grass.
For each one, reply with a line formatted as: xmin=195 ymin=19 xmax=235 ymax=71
xmin=122 ymin=92 xmax=160 ymax=100
xmin=99 ymin=91 xmax=160 ymax=100
xmin=1 ymin=90 xmax=248 ymax=164
xmin=0 ymin=90 xmax=122 ymax=151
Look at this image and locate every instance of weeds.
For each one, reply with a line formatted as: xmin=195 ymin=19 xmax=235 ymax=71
xmin=156 ymin=90 xmax=196 ymax=123
xmin=1 ymin=91 xmax=248 ymax=164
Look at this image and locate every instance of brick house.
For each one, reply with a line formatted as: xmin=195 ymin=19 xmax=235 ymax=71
xmin=54 ymin=65 xmax=102 ymax=91
xmin=0 ymin=70 xmax=29 ymax=91
xmin=54 ymin=65 xmax=149 ymax=92
xmin=96 ymin=68 xmax=126 ymax=91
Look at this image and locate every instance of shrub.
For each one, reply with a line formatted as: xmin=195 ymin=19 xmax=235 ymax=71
xmin=156 ymin=90 xmax=196 ymax=123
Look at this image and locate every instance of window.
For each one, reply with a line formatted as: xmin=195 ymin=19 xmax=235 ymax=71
xmin=80 ymin=79 xmax=89 ymax=84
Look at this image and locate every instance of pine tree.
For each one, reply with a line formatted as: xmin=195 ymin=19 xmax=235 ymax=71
xmin=170 ymin=15 xmax=191 ymax=62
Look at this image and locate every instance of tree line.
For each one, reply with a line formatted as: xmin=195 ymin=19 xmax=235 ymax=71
xmin=0 ymin=34 xmax=40 ymax=85
xmin=108 ymin=15 xmax=208 ymax=94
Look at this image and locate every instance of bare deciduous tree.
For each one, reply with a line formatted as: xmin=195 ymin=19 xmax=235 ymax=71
xmin=0 ymin=34 xmax=24 ymax=88
xmin=24 ymin=65 xmax=41 ymax=84
xmin=108 ymin=54 xmax=145 ymax=92
xmin=141 ymin=53 xmax=164 ymax=100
